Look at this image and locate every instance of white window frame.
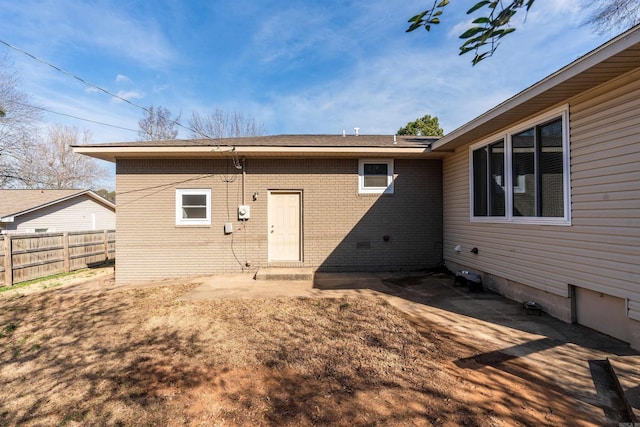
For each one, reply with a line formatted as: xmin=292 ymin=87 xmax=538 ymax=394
xmin=469 ymin=106 xmax=571 ymax=225
xmin=176 ymin=189 xmax=211 ymax=226
xmin=358 ymin=159 xmax=394 ymax=194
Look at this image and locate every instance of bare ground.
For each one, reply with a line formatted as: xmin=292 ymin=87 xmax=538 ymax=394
xmin=0 ymin=270 xmax=601 ymax=426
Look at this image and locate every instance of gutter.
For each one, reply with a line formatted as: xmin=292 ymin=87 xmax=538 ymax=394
xmin=74 ymin=145 xmax=442 ymax=163
xmin=432 ymin=24 xmax=640 ymax=151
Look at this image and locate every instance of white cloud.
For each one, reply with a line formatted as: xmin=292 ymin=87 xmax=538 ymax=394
xmin=262 ymin=48 xmax=506 ymax=135
xmin=115 ymin=74 xmax=131 ymax=84
xmin=152 ymin=84 xmax=170 ymax=94
xmin=447 ymin=0 xmax=585 ymax=42
xmin=3 ymin=0 xmax=616 ymax=146
xmin=115 ymin=90 xmax=144 ymax=101
xmin=259 ymin=2 xmax=609 ymax=136
xmin=449 ymin=19 xmax=475 ymax=39
xmin=250 ymin=6 xmax=338 ymax=65
xmin=32 ymin=89 xmax=138 ymax=139
xmin=530 ymin=0 xmax=582 ymax=19
xmin=2 ymin=0 xmax=176 ymax=68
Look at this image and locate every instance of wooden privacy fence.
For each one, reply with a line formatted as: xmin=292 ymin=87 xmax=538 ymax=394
xmin=0 ymin=230 xmax=115 ymax=287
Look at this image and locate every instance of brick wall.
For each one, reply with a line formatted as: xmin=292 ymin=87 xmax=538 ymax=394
xmin=115 ymin=157 xmax=442 ymax=283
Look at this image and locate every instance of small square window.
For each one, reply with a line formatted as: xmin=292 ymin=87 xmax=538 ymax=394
xmin=176 ymin=189 xmax=211 ymax=225
xmin=359 ymin=159 xmax=394 ymax=194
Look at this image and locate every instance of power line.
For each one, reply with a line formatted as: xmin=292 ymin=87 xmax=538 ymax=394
xmin=9 ymin=100 xmax=139 ymax=133
xmin=0 ymin=39 xmax=239 ymax=163
xmin=0 ymin=38 xmax=213 ymax=140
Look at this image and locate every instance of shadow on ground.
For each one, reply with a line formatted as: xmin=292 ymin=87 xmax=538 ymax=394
xmin=314 ymin=270 xmax=639 ymax=424
xmin=0 ymin=284 xmax=219 ymax=425
xmin=314 ymin=270 xmax=636 ymax=355
xmin=1 ymin=270 xmax=636 ymax=425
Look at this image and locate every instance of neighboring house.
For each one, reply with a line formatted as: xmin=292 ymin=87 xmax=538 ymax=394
xmin=431 ymin=26 xmax=640 ymax=349
xmin=75 ymin=26 xmax=640 ymax=350
xmin=0 ymin=189 xmax=116 ymax=234
xmin=75 ymin=135 xmax=445 ymax=284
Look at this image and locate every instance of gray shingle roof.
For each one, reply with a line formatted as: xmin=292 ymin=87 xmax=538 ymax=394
xmin=77 ymin=134 xmax=438 ymax=148
xmin=0 ymin=189 xmax=114 ymax=219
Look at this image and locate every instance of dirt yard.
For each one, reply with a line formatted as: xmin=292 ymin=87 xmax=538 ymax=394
xmin=0 ymin=270 xmax=601 ymax=426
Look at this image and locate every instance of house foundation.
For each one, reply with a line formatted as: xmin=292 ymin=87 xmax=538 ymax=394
xmin=446 ymin=260 xmax=573 ymax=322
xmin=445 ymin=260 xmax=640 ymax=351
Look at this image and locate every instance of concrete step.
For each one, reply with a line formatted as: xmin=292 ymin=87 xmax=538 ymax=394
xmin=255 ymin=267 xmax=315 ymax=281
xmin=609 ymin=355 xmax=640 ymax=422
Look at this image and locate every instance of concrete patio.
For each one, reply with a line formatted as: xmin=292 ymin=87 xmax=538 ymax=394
xmin=179 ymin=269 xmax=640 ymax=424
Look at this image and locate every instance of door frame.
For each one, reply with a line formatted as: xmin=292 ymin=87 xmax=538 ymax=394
xmin=267 ymin=190 xmax=303 ymax=264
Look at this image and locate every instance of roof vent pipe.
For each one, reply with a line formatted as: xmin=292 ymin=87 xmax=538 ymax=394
xmin=342 ymin=130 xmax=346 ymax=137
xmin=354 ymin=127 xmax=360 ymax=136
xmin=393 ymin=134 xmax=397 ymax=144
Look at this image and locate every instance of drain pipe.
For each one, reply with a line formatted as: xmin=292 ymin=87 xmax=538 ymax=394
xmin=241 ymin=157 xmax=251 ymax=270
xmin=242 ymin=157 xmax=246 ymax=205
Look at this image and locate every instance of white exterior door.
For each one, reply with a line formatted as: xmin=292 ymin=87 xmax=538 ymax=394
xmin=268 ymin=191 xmax=301 ymax=262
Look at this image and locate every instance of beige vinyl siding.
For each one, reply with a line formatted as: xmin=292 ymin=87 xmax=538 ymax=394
xmin=443 ymin=68 xmax=640 ymax=306
xmin=10 ymin=196 xmax=115 ymax=232
xmin=116 ymin=158 xmax=442 ymax=283
xmin=630 ymin=300 xmax=640 ymax=322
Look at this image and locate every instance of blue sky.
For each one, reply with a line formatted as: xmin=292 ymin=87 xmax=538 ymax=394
xmin=1 ymin=0 xmax=615 ymax=144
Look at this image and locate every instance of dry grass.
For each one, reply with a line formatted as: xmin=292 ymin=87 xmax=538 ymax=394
xmin=0 ymin=277 xmax=599 ymax=426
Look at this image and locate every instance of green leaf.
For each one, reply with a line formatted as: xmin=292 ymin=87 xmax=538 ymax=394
xmin=459 ymin=27 xmax=486 ymax=39
xmin=471 ymin=50 xmax=494 ymax=64
xmin=496 ymin=9 xmax=517 ymax=25
xmin=465 ymin=38 xmax=488 ymax=49
xmin=459 ymin=46 xmax=475 ymax=55
xmin=467 ymin=1 xmax=490 ymax=14
xmin=407 ymin=12 xmax=427 ymax=23
xmin=460 ymin=37 xmax=485 ymax=49
xmin=406 ymin=22 xmax=423 ymax=32
xmin=407 ymin=0 xmax=534 ymax=64
xmin=472 ymin=53 xmax=488 ymax=65
xmin=495 ymin=27 xmax=516 ymax=39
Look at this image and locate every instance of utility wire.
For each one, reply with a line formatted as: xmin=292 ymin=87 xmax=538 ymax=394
xmin=0 ymin=38 xmax=217 ymax=141
xmin=0 ymin=38 xmax=240 ymax=175
xmin=9 ymin=100 xmax=139 ymax=133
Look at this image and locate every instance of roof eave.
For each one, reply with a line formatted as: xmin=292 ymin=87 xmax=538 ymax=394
xmin=74 ymin=145 xmax=448 ymax=162
xmin=86 ymin=191 xmax=116 ymax=210
xmin=432 ymin=25 xmax=640 ymax=151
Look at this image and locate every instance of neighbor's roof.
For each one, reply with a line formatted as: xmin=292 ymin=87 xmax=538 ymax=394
xmin=432 ymin=24 xmax=640 ymax=151
xmin=73 ymin=134 xmax=444 ymax=163
xmin=0 ymin=189 xmax=115 ymax=221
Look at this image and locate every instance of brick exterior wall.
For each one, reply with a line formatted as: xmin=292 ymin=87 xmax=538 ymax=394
xmin=115 ymin=157 xmax=442 ymax=283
